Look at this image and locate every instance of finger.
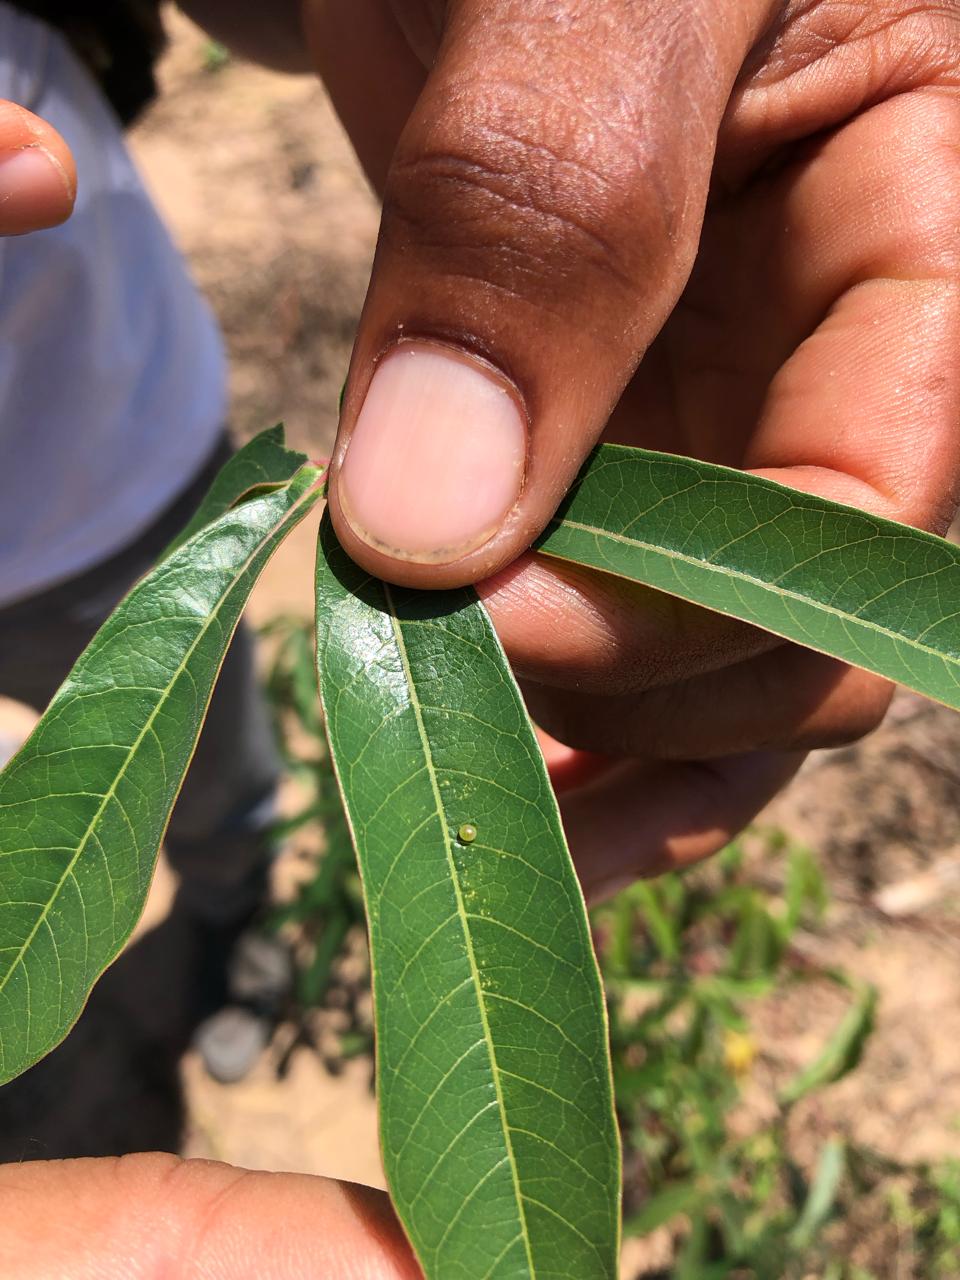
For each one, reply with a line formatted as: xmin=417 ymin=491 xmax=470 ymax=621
xmin=305 ymin=0 xmax=425 ymax=194
xmin=324 ymin=0 xmax=777 ymax=588
xmin=554 ymin=746 xmax=804 ymax=899
xmin=741 ymin=91 xmax=960 ymax=535
xmin=522 ymin=647 xmax=894 ymax=760
xmin=718 ymin=0 xmax=960 ymax=184
xmin=486 ymin=89 xmax=960 ymax=713
xmin=480 ymin=553 xmax=781 ymax=695
xmin=0 ymin=101 xmax=75 ymax=235
xmin=749 ymin=277 xmax=960 ymax=532
xmin=0 ymin=1154 xmax=420 ymax=1280
xmin=633 ymin=89 xmax=960 ymax=468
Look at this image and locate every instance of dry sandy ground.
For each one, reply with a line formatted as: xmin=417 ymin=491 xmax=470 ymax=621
xmin=3 ymin=12 xmax=960 ymax=1278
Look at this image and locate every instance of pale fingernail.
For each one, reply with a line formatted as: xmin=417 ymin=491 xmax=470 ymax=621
xmin=0 ymin=147 xmax=74 ymax=230
xmin=338 ymin=343 xmax=526 ymax=563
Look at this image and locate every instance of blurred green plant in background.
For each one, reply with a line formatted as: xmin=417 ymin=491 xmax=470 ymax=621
xmin=260 ymin=615 xmax=960 ymax=1279
xmin=600 ymin=838 xmax=872 ymax=1277
xmin=260 ymin=616 xmax=371 ymax=1065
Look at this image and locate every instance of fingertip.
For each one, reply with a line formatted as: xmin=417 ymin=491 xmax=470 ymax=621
xmin=0 ymin=145 xmax=76 ymax=234
xmin=0 ymin=102 xmax=76 ymax=235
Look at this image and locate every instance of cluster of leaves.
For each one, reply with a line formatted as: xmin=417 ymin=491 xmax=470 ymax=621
xmin=601 ymin=842 xmax=960 ymax=1280
xmin=6 ymin=425 xmax=960 ymax=1277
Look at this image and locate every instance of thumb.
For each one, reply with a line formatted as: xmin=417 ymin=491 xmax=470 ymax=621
xmin=0 ymin=1153 xmax=420 ymax=1279
xmin=0 ymin=100 xmax=75 ymax=235
xmin=326 ymin=0 xmax=774 ymax=589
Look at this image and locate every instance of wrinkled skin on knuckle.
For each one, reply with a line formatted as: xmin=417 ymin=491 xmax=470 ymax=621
xmin=382 ymin=91 xmax=687 ymax=333
xmin=379 ymin=2 xmax=739 ymax=332
xmin=843 ymin=0 xmax=960 ymax=90
xmin=750 ymin=0 xmax=960 ymax=86
xmin=728 ymin=0 xmax=960 ymax=159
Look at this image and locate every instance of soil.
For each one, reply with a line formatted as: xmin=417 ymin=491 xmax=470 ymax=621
xmin=2 ymin=13 xmax=959 ymax=1279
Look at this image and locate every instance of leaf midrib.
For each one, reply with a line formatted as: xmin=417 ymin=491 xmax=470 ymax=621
xmin=0 ymin=479 xmax=316 ymax=1002
xmin=545 ymin=517 xmax=960 ymax=671
xmin=383 ymin=584 xmax=536 ymax=1279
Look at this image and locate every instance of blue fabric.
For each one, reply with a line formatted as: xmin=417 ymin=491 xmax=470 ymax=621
xmin=0 ymin=3 xmax=227 ymax=605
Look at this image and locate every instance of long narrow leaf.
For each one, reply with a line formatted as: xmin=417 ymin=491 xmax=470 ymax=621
xmin=790 ymin=1139 xmax=846 ymax=1249
xmin=0 ymin=463 xmax=322 ymax=1083
xmin=780 ymin=985 xmax=877 ymax=1105
xmin=537 ymin=445 xmax=960 ymax=709
xmin=164 ymin=423 xmax=309 ymax=557
xmin=315 ymin=515 xmax=621 ymax=1280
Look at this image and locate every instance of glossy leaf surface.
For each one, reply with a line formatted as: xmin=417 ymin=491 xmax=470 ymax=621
xmin=315 ymin=516 xmax=620 ymax=1280
xmin=0 ymin=463 xmax=322 ymax=1083
xmin=165 ymin=423 xmax=308 ymax=557
xmin=538 ymin=445 xmax=960 ymax=708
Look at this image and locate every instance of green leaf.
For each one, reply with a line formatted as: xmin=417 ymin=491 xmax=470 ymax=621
xmin=0 ymin=464 xmax=322 ymax=1084
xmin=730 ymin=900 xmax=784 ymax=979
xmin=537 ymin=444 xmax=960 ymax=708
xmin=315 ymin=515 xmax=620 ymax=1279
xmin=784 ymin=845 xmax=828 ymax=936
xmin=780 ymin=985 xmax=877 ymax=1105
xmin=790 ymin=1139 xmax=846 ymax=1249
xmin=164 ymin=423 xmax=308 ymax=557
xmin=692 ymin=974 xmax=776 ymax=1002
xmin=632 ymin=882 xmax=681 ymax=963
xmin=674 ymin=1212 xmax=716 ymax=1278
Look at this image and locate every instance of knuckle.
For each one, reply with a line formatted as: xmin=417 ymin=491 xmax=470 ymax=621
xmin=382 ymin=74 xmax=685 ymax=316
xmin=773 ymin=0 xmax=960 ymax=88
xmin=736 ymin=0 xmax=960 ymax=149
xmin=885 ymin=3 xmax=960 ymax=87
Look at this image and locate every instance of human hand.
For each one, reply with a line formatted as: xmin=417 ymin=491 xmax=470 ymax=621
xmin=0 ymin=1153 xmax=420 ymax=1279
xmin=0 ymin=100 xmax=74 ymax=234
xmin=303 ymin=0 xmax=960 ymax=892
